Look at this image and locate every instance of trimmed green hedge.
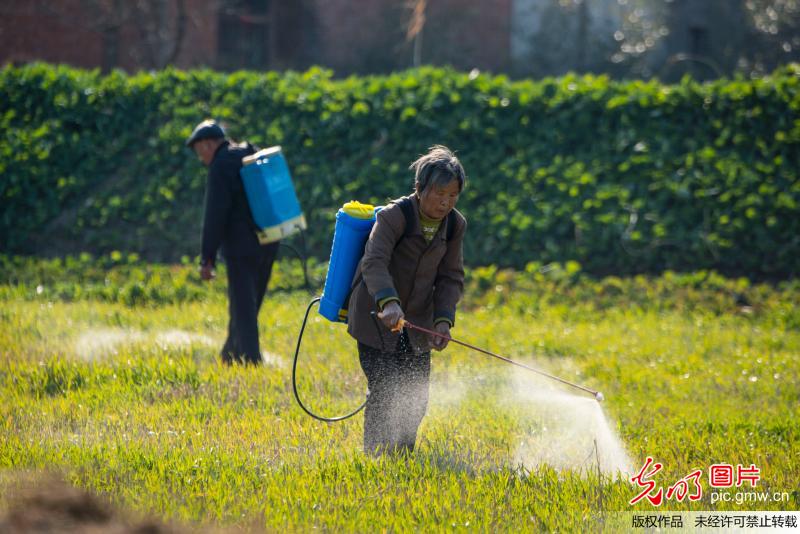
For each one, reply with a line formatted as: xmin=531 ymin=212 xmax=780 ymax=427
xmin=1 ymin=63 xmax=799 ymax=277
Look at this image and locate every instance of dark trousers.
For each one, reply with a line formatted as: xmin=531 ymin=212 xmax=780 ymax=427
xmin=221 ymin=242 xmax=279 ymax=365
xmin=358 ymin=332 xmax=431 ymax=455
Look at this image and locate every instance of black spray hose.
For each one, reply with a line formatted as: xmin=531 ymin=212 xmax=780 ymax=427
xmin=291 ymin=297 xmax=366 ymax=422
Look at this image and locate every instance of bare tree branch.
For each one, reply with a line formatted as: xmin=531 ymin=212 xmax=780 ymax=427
xmin=166 ymin=0 xmax=187 ymax=66
xmin=406 ymin=0 xmax=427 ymax=67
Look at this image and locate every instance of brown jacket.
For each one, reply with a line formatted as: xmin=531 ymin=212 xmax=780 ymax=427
xmin=347 ymin=194 xmax=466 ymax=352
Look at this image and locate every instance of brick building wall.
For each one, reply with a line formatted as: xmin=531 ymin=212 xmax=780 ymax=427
xmin=308 ymin=0 xmax=406 ymax=74
xmin=308 ymin=0 xmax=512 ymax=74
xmin=0 ymin=0 xmax=219 ymax=71
xmin=1 ymin=2 xmax=106 ymax=68
xmin=0 ymin=0 xmax=513 ymax=75
xmin=423 ymin=0 xmax=512 ymax=72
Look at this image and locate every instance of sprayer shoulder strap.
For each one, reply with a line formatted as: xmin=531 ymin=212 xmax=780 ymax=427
xmin=394 ymin=196 xmax=457 ymax=243
xmin=346 ymin=198 xmax=457 ymax=305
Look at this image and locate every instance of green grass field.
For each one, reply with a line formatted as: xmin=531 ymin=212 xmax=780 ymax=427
xmin=1 ymin=258 xmax=798 ymax=531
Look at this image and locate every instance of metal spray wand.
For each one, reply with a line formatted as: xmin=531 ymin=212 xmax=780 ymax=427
xmin=394 ymin=318 xmax=605 ymax=402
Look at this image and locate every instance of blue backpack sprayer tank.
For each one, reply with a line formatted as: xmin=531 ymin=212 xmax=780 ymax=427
xmin=241 ymin=146 xmax=310 ymax=286
xmin=291 ymin=200 xmax=603 ymax=424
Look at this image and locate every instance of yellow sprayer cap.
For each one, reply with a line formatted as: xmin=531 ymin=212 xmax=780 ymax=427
xmin=342 ymin=200 xmax=375 ymax=219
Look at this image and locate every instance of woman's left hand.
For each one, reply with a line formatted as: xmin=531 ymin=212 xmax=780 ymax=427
xmin=431 ymin=322 xmax=451 ymax=351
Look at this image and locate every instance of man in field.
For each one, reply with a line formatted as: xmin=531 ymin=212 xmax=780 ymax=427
xmin=187 ymin=119 xmax=279 ymax=365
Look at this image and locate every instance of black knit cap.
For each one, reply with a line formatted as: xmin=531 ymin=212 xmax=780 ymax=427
xmin=185 ymin=119 xmax=226 ymax=148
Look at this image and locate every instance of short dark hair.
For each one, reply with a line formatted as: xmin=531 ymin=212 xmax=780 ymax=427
xmin=410 ymin=145 xmax=466 ymax=193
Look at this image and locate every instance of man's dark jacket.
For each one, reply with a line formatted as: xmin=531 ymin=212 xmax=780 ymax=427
xmin=201 ymin=140 xmax=260 ymax=262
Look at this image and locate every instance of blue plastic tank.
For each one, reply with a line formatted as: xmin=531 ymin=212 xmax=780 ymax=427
xmin=240 ymin=146 xmax=307 ymax=244
xmin=319 ymin=202 xmax=380 ymax=323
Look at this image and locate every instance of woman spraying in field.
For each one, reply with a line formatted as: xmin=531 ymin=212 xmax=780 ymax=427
xmin=347 ymin=145 xmax=467 ymax=456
